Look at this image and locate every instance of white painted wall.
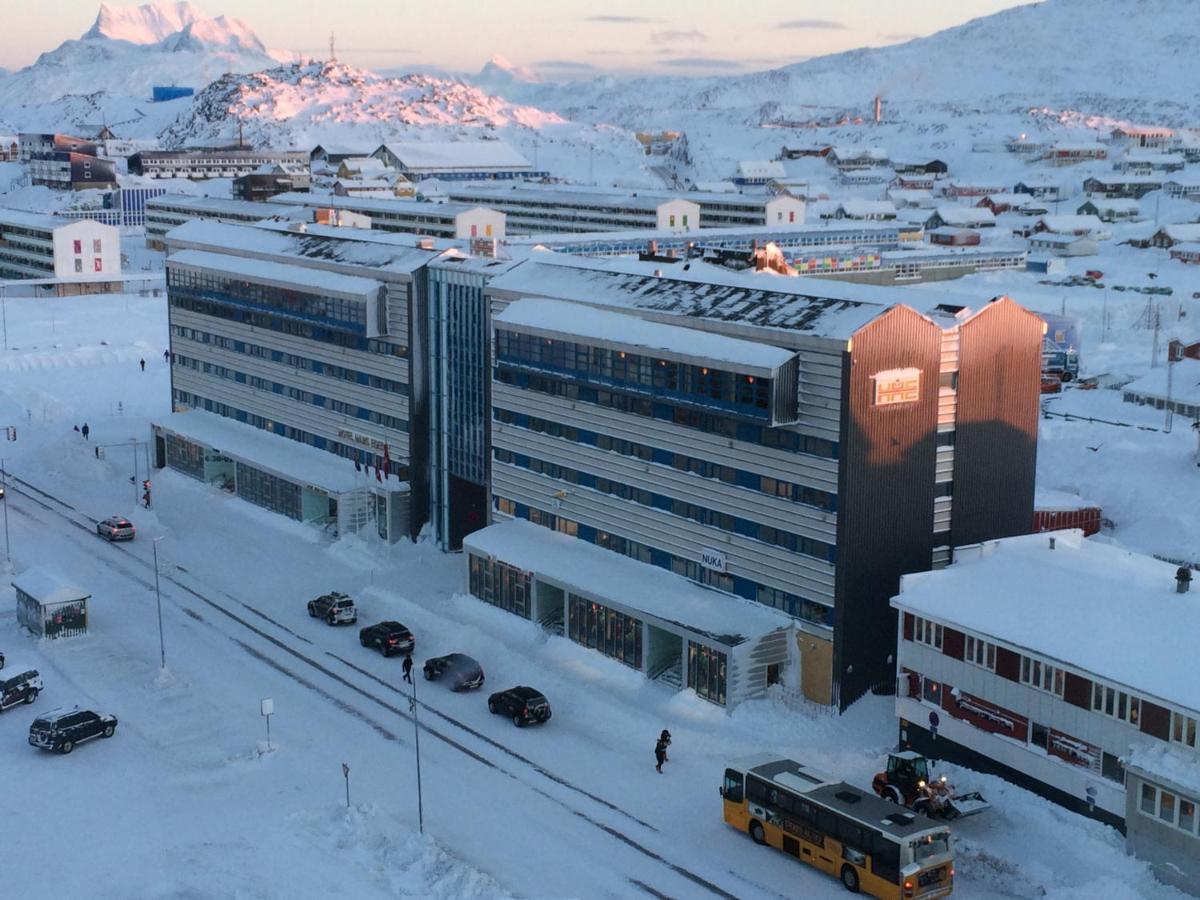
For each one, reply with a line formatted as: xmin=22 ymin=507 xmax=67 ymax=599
xmin=52 ymin=219 xmax=121 ymax=282
xmin=765 ymin=196 xmax=806 ymax=227
xmin=655 ymin=199 xmax=701 ymax=232
xmin=454 ymin=207 xmax=506 ymax=240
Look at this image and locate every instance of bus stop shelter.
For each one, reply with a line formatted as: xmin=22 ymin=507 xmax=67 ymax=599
xmin=12 ymin=568 xmax=90 ymax=639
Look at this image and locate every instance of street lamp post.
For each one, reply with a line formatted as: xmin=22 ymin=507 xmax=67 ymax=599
xmin=1 ymin=457 xmax=10 ymax=569
xmin=409 ymin=672 xmax=425 ymax=834
xmin=152 ymin=536 xmax=165 ymax=669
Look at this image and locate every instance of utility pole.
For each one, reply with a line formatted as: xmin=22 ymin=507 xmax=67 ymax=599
xmin=131 ymin=438 xmax=140 ymax=507
xmin=152 ymin=536 xmax=165 ymax=668
xmin=409 ymin=672 xmax=425 ymax=834
xmin=1101 ymin=288 xmax=1109 ymax=344
xmin=1 ymin=282 xmax=7 ymax=351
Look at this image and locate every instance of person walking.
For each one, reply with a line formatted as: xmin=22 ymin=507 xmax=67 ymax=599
xmin=80 ymin=423 xmax=90 ymax=441
xmin=655 ymin=731 xmax=671 ymax=773
xmin=139 ymin=358 xmax=146 ymax=371
xmin=163 ymin=349 xmax=170 ymax=362
xmin=402 ymin=653 xmax=413 ymax=684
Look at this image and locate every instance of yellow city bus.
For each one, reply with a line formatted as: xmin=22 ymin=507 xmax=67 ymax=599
xmin=721 ymin=757 xmax=954 ymax=898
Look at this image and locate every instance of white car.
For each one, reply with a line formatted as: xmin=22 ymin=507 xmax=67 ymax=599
xmin=97 ymin=516 xmax=136 ymax=541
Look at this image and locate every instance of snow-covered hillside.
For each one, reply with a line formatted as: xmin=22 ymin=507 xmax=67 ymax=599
xmin=0 ymin=1 xmax=283 ymax=106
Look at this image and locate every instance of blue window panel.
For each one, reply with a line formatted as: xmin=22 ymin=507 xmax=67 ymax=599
xmin=358 ymin=372 xmax=370 ymax=385
xmin=651 ymin=493 xmax=671 ymax=511
xmin=735 ymin=469 xmax=759 ymax=489
xmin=652 ymin=403 xmax=673 ymax=421
xmin=736 ymin=423 xmax=761 ymax=443
xmin=311 ymin=361 xmax=324 ymax=374
xmin=234 ymin=372 xmax=246 ymax=384
xmin=356 ymin=407 xmax=371 ymax=420
xmin=651 ymin=448 xmax=673 ymax=465
xmin=734 ymin=518 xmax=757 ymax=538
xmin=577 ymin=524 xmax=597 ymax=544
xmin=272 ymin=383 xmax=283 ymax=394
xmin=313 ymin=436 xmax=327 ymax=450
xmin=732 ymin=576 xmax=756 ymax=601
xmin=577 ymin=473 xmax=596 ymax=489
xmin=578 ymin=387 xmax=597 ymax=403
xmin=650 ymin=549 xmax=671 ymax=570
xmin=514 ymin=503 xmax=529 ymax=520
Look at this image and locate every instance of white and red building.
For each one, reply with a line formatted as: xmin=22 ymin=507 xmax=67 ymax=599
xmin=891 ymin=530 xmax=1200 ymax=851
xmin=1045 ymin=142 xmax=1109 ymax=166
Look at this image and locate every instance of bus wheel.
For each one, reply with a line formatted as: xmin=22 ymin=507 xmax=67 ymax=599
xmin=749 ymin=820 xmax=766 ymax=845
xmin=840 ymin=865 xmax=860 ymax=893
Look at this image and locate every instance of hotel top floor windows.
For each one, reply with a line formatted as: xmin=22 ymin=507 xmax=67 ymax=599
xmin=495 ymin=329 xmax=772 ymax=420
xmin=168 ymin=267 xmax=368 ymax=335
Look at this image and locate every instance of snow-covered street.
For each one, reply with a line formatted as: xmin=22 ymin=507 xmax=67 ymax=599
xmin=0 ymin=266 xmax=1190 ymax=898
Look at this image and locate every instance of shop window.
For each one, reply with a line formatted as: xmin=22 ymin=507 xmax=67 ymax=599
xmin=1101 ymin=752 xmax=1126 ymax=784
xmin=922 ymin=677 xmax=942 ymax=706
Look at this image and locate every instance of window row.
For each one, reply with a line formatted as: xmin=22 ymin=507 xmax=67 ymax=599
xmin=914 ymin=616 xmax=942 ymax=649
xmin=965 ymin=635 xmax=996 ymax=671
xmin=494 ymin=408 xmax=836 ymax=511
xmin=568 ymin=595 xmax=643 ymax=669
xmin=495 ymin=368 xmax=838 ymax=459
xmin=496 ymin=329 xmax=773 ymax=416
xmin=169 ymin=293 xmax=404 ymax=356
xmin=1139 ymin=782 xmax=1200 ymax=839
xmin=169 ymin=269 xmax=369 ymax=334
xmin=1093 ymin=682 xmax=1142 ymax=727
xmin=492 ymin=448 xmax=836 ymax=563
xmin=1021 ymin=655 xmax=1065 ymax=698
xmin=494 ymin=496 xmax=834 ymax=628
xmin=172 ymin=353 xmax=407 ymax=432
xmin=468 ymin=554 xmax=530 ymax=619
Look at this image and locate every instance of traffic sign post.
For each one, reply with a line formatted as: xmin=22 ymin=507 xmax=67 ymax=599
xmin=342 ymin=762 xmax=350 ymax=808
xmin=261 ymin=698 xmax=274 ymax=751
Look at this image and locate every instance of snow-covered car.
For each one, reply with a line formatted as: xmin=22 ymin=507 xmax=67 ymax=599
xmin=96 ymin=516 xmax=135 ymax=541
xmin=28 ymin=707 xmax=117 ymax=753
xmin=359 ymin=621 xmax=414 ymax=656
xmin=307 ymin=591 xmax=357 ymax=625
xmin=488 ymin=686 xmax=551 ymax=727
xmin=423 ymin=653 xmax=484 ymax=691
xmin=0 ymin=667 xmax=41 ymax=711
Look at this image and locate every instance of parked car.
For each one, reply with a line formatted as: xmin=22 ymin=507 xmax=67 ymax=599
xmin=488 ymin=686 xmax=552 ymax=727
xmin=423 ymin=653 xmax=485 ymax=691
xmin=96 ymin=516 xmax=135 ymax=542
xmin=359 ymin=621 xmax=414 ymax=657
xmin=28 ymin=707 xmax=117 ymax=754
xmin=0 ymin=667 xmax=41 ymax=711
xmin=307 ymin=592 xmax=357 ymax=625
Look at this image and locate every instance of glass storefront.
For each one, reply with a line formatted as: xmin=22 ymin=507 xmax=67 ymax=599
xmin=165 ymin=434 xmax=205 ymax=480
xmin=567 ymin=594 xmax=643 ymax=669
xmin=235 ymin=462 xmax=302 ymax=520
xmin=468 ymin=554 xmax=531 ymax=619
xmin=688 ymin=641 xmax=728 ymax=706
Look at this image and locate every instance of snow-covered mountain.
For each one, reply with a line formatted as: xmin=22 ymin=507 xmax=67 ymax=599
xmin=474 ymin=55 xmax=540 ymax=89
xmin=0 ymin=1 xmax=283 ymax=106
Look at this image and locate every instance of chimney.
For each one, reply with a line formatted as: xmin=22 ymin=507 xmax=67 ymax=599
xmin=1178 ymin=567 xmax=1192 ymax=594
xmin=874 ymin=95 xmax=882 ymax=124
xmin=1048 ymin=536 xmax=1056 ymax=550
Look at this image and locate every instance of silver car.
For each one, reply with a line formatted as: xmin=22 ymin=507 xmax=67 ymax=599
xmin=97 ymin=516 xmax=136 ymax=541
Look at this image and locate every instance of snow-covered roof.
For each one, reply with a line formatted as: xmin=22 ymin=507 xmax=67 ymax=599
xmin=0 ymin=208 xmax=84 ymax=232
xmin=1029 ymin=234 xmax=1095 ymax=247
xmin=932 ymin=206 xmax=995 ymax=226
xmin=379 ymin=140 xmax=531 ymax=172
xmin=1085 ymin=174 xmax=1163 ymax=185
xmin=155 ymin=410 xmax=377 ymax=495
xmin=146 ymin=194 xmax=296 ymax=218
xmin=165 ymin=219 xmax=456 ymax=277
xmin=982 ymin=193 xmax=1026 ymax=205
xmin=494 ymin=297 xmax=795 ymax=372
xmin=927 ymin=226 xmax=979 ymax=236
xmin=270 ymin=191 xmax=490 ymax=219
xmin=1083 ymin=198 xmax=1141 ymax=212
xmin=464 ymin=519 xmax=792 ymax=645
xmin=1170 ymin=242 xmax=1200 ymax=255
xmin=1161 ymin=224 xmax=1200 ymax=242
xmin=1125 ymin=744 xmax=1200 ymax=796
xmin=894 ymin=530 xmax=1200 ymax=713
xmin=1122 ymin=358 xmax=1200 ymax=404
xmin=837 ymin=200 xmax=897 ymax=217
xmin=11 ymin=567 xmax=90 ymax=606
xmin=1034 ymin=487 xmax=1098 ymax=511
xmin=1121 ymin=150 xmax=1185 ymax=164
xmin=1051 ymin=142 xmax=1107 ymax=152
xmin=1038 ymin=214 xmax=1103 ymax=233
xmin=737 ymin=160 xmax=786 ymax=179
xmin=168 ymin=249 xmax=383 ymax=298
xmin=831 ymin=146 xmax=888 ymax=160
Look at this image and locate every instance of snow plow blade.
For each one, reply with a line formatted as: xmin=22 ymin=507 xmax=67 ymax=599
xmin=949 ymin=792 xmax=990 ymax=817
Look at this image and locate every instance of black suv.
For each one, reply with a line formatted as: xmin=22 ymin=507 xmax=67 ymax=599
xmin=423 ymin=653 xmax=484 ymax=691
xmin=307 ymin=592 xmax=357 ymax=625
xmin=359 ymin=621 xmax=415 ymax=657
xmin=0 ymin=668 xmax=41 ymax=711
xmin=488 ymin=686 xmax=551 ymax=727
xmin=29 ymin=708 xmax=117 ymax=753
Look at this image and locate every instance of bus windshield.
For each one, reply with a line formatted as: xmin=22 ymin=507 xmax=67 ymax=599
xmin=912 ymin=831 xmax=951 ymax=862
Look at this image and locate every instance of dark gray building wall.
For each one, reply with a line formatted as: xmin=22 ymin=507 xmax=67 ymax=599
xmin=1125 ymin=770 xmax=1200 ymax=897
xmin=834 ymin=305 xmax=942 ymax=709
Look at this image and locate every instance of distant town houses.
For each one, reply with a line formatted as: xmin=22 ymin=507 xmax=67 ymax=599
xmin=927 ymin=226 xmax=980 ymax=247
xmin=1110 ymin=125 xmax=1175 ymax=150
xmin=891 ymin=159 xmax=948 ymax=176
xmin=1028 ymin=233 xmax=1100 ymax=257
xmin=734 ymin=160 xmax=786 ymax=186
xmin=370 ymin=140 xmax=540 ymax=181
xmin=1076 ymin=199 xmax=1142 ymax=223
xmin=830 ymin=200 xmax=898 ymax=221
xmin=1036 ymin=214 xmax=1104 ymax=236
xmin=1045 ymin=142 xmax=1108 ymax=166
xmin=1122 ymin=357 xmax=1200 ymax=418
xmin=1168 ymin=243 xmax=1200 ymax=265
xmin=1113 ymin=151 xmax=1186 ymax=175
xmin=1164 ymin=179 xmax=1200 ymax=199
xmin=1013 ymin=179 xmax=1064 ymax=200
xmin=923 ymin=206 xmax=996 ymax=229
xmin=826 ymin=146 xmax=890 ymax=171
xmin=17 ymin=131 xmax=117 ymax=190
xmin=977 ymin=193 xmax=1027 ymax=215
xmin=779 ymin=144 xmax=831 ymax=160
xmin=1082 ymin=175 xmax=1163 ymax=199
xmin=944 ymin=181 xmax=1008 ymax=199
xmin=233 ymin=165 xmax=313 ymax=202
xmin=1006 ymin=136 xmax=1049 ymax=155
xmin=1150 ymin=224 xmax=1200 ymax=249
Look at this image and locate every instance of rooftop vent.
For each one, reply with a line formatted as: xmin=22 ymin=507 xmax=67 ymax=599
xmin=834 ymin=791 xmax=861 ymax=804
xmin=418 ymin=238 xmax=435 ymax=250
xmin=1049 ymin=536 xmax=1056 ymax=550
xmin=1178 ymin=567 xmax=1192 ymax=594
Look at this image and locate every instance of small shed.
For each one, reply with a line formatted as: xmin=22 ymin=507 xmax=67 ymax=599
xmin=12 ymin=568 xmax=89 ymax=639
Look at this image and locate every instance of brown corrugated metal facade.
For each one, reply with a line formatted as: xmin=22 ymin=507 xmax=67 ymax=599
xmin=951 ymin=298 xmax=1043 ymax=547
xmin=832 ymin=298 xmax=1041 ymax=710
xmin=834 ymin=305 xmax=942 ymax=709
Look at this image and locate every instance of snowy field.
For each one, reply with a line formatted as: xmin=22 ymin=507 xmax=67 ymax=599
xmin=0 ymin=236 xmax=1194 ymax=899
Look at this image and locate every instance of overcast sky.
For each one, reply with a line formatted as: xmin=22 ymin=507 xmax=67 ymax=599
xmin=1 ymin=0 xmax=1034 ymax=75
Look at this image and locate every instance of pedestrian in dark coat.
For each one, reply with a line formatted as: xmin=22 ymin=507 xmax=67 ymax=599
xmin=80 ymin=423 xmax=90 ymax=441
xmin=139 ymin=358 xmax=146 ymax=371
xmin=402 ymin=654 xmax=413 ymax=684
xmin=163 ymin=349 xmax=170 ymax=362
xmin=655 ymin=733 xmax=670 ymax=773
xmin=659 ymin=729 xmax=672 ymax=761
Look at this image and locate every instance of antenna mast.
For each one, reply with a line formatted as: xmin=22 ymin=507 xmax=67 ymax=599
xmin=329 ymin=32 xmax=336 ymax=63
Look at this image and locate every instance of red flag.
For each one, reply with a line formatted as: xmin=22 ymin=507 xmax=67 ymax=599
xmin=383 ymin=443 xmax=391 ymax=478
